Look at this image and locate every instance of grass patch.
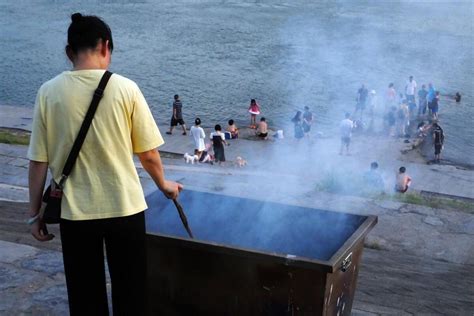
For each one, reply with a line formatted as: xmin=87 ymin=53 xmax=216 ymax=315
xmin=0 ymin=129 xmax=30 ymax=145
xmin=370 ymin=192 xmax=474 ymax=214
xmin=316 ymin=169 xmax=474 ymax=213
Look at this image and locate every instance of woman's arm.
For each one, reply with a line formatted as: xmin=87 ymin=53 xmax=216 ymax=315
xmin=138 ymin=149 xmax=182 ymax=199
xmin=28 ymin=160 xmax=54 ymax=241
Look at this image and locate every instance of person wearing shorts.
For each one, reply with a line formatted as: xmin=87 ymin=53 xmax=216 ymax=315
xmin=166 ymin=94 xmax=187 ymax=135
xmin=432 ymin=122 xmax=444 ymax=163
xmin=339 ymin=113 xmax=353 ymax=155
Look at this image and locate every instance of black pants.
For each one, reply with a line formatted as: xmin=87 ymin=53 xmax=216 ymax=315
xmin=60 ymin=211 xmax=146 ymax=316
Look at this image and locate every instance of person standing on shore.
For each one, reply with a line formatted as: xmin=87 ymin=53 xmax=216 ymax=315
xmin=291 ymin=110 xmax=304 ymax=140
xmin=211 ymin=124 xmax=228 ymax=164
xmin=339 ymin=112 xmax=354 ymax=155
xmin=431 ymin=91 xmax=440 ymax=120
xmin=385 ymin=106 xmax=397 ymax=137
xmin=166 ymin=94 xmax=187 ymax=135
xmin=427 ymin=83 xmax=436 ymax=116
xmin=27 ymin=13 xmax=182 ymax=315
xmin=432 ymin=122 xmax=444 ymax=163
xmin=397 ymin=100 xmax=409 ymax=137
xmin=355 ymin=84 xmax=368 ymax=119
xmin=405 ymin=75 xmax=417 ymax=115
xmin=248 ymin=99 xmax=261 ymax=129
xmin=367 ymin=90 xmax=377 ymax=131
xmin=302 ymin=106 xmax=313 ymax=137
xmin=190 ymin=118 xmax=206 ymax=158
xmin=417 ymin=84 xmax=428 ymax=116
xmin=385 ymin=83 xmax=397 ymax=113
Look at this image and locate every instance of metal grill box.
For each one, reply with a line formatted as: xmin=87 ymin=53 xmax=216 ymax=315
xmin=145 ymin=190 xmax=377 ymax=315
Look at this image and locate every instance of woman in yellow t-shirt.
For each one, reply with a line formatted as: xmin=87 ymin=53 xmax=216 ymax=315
xmin=27 ymin=13 xmax=182 ymax=315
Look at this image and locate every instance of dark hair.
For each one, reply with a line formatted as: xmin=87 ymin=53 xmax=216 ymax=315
xmin=371 ymin=162 xmax=378 ymax=169
xmin=250 ymin=99 xmax=256 ymax=104
xmin=399 ymin=167 xmax=406 ymax=173
xmin=304 ymin=106 xmax=309 ymax=110
xmin=228 ymin=119 xmax=234 ymax=125
xmin=291 ymin=111 xmax=302 ymax=123
xmin=67 ymin=13 xmax=113 ymax=55
xmin=260 ymin=117 xmax=266 ymax=122
xmin=195 ymin=118 xmax=201 ymax=125
xmin=214 ymin=124 xmax=222 ymax=131
xmin=389 ymin=83 xmax=394 ymax=88
xmin=174 ymin=94 xmax=179 ymax=100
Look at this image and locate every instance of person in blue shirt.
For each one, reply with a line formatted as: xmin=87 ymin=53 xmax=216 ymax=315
xmin=417 ymin=84 xmax=428 ymax=116
xmin=427 ymin=83 xmax=436 ymax=116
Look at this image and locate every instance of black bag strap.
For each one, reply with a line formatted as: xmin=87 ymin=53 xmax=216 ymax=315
xmin=58 ymin=70 xmax=113 ymax=188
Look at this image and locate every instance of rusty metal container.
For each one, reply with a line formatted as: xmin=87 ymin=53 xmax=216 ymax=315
xmin=145 ymin=190 xmax=377 ymax=315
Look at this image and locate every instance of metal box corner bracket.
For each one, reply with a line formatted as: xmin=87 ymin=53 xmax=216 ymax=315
xmin=145 ymin=190 xmax=377 ymax=315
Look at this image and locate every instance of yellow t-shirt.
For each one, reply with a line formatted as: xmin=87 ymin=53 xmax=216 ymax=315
xmin=27 ymin=69 xmax=164 ymax=220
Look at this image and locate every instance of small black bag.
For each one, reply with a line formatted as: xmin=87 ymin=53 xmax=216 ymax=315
xmin=42 ymin=180 xmax=63 ymax=224
xmin=41 ymin=71 xmax=113 ymax=224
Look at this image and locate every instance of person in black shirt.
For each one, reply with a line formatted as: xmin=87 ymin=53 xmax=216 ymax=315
xmin=355 ymin=84 xmax=369 ymax=119
xmin=432 ymin=122 xmax=444 ymax=163
xmin=166 ymin=94 xmax=187 ymax=135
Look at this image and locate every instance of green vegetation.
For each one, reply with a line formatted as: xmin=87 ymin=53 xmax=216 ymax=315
xmin=0 ymin=129 xmax=30 ymax=145
xmin=316 ymin=170 xmax=474 ymax=214
xmin=386 ymin=193 xmax=474 ymax=214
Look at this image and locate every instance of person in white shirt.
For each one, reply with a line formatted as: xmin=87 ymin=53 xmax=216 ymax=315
xmin=190 ymin=118 xmax=206 ymax=158
xmin=405 ymin=76 xmax=417 ymax=113
xmin=339 ymin=113 xmax=354 ymax=155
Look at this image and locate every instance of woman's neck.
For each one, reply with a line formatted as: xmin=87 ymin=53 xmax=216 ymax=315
xmin=72 ymin=51 xmax=109 ymax=70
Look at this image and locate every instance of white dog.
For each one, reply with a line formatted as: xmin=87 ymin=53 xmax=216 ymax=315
xmin=234 ymin=156 xmax=247 ymax=167
xmin=184 ymin=153 xmax=199 ymax=164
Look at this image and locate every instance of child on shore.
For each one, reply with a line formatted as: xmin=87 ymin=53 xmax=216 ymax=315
xmin=227 ymin=119 xmax=239 ymax=139
xmin=256 ymin=117 xmax=268 ymax=139
xmin=395 ymin=167 xmax=412 ymax=193
xmin=248 ymin=99 xmax=260 ymax=129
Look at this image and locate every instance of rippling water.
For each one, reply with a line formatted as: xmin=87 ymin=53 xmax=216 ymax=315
xmin=1 ymin=0 xmax=472 ymax=165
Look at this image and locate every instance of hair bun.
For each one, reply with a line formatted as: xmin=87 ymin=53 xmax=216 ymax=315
xmin=71 ymin=13 xmax=83 ymax=23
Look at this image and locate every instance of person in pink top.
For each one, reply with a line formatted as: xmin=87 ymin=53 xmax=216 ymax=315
xmin=248 ymin=99 xmax=261 ymax=128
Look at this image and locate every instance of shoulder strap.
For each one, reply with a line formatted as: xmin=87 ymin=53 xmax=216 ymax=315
xmin=59 ymin=70 xmax=113 ymax=187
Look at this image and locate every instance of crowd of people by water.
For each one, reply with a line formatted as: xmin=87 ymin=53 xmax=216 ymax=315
xmin=164 ymin=74 xmax=455 ymax=194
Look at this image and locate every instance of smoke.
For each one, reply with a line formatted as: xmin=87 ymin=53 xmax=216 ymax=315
xmin=148 ymin=1 xmax=471 ymax=263
xmin=146 ymin=189 xmax=365 ymax=261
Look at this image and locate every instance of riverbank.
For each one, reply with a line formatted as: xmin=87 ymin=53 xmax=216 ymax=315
xmin=1 ymin=150 xmax=473 ymax=314
xmin=1 ymin=106 xmax=473 ymax=314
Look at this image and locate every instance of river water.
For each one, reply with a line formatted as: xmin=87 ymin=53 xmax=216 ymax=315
xmin=1 ymin=0 xmax=472 ymax=165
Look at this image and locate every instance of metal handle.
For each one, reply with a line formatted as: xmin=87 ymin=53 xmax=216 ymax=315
xmin=341 ymin=252 xmax=352 ymax=272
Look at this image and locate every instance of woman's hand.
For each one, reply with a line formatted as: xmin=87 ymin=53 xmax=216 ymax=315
xmin=31 ymin=219 xmax=55 ymax=242
xmin=160 ymin=180 xmax=183 ymax=200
